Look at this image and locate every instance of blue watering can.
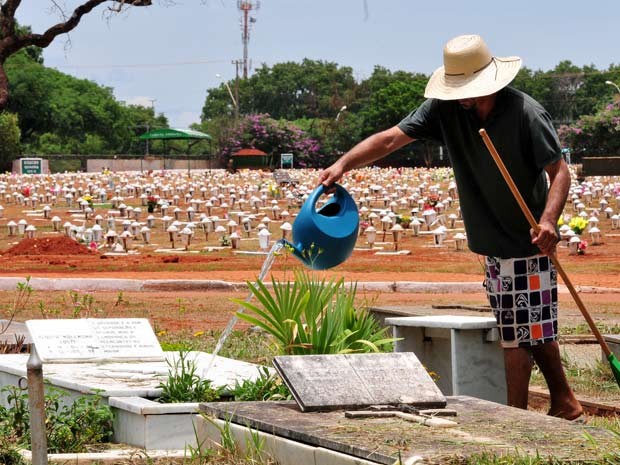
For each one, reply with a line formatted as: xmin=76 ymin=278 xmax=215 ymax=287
xmin=280 ymin=183 xmax=359 ymax=270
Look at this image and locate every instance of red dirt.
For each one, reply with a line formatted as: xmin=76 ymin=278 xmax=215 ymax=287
xmin=3 ymin=236 xmax=97 ymax=256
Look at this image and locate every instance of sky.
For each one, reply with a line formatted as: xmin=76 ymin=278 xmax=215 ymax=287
xmin=16 ymin=0 xmax=620 ymax=128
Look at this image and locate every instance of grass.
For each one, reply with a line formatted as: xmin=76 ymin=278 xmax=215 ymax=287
xmin=158 ymin=329 xmax=278 ymax=366
xmin=561 ymin=322 xmax=620 ymax=335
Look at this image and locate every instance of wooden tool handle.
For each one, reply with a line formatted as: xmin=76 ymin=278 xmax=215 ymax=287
xmin=478 ymin=129 xmax=612 ymax=357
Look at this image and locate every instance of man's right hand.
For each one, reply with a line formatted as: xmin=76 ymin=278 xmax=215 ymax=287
xmin=317 ymin=161 xmax=345 ymax=187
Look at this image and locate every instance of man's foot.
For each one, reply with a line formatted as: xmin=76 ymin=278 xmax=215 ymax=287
xmin=548 ymin=403 xmax=584 ymax=421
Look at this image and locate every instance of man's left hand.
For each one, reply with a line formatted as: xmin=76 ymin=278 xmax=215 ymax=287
xmin=530 ymin=220 xmax=559 ymax=256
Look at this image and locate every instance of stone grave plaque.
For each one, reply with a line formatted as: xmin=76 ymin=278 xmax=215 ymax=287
xmin=273 ymin=352 xmax=446 ymax=412
xmin=26 ymin=318 xmax=164 ymax=363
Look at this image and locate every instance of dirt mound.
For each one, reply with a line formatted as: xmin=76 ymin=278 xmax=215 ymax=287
xmin=2 ymin=236 xmax=96 ymax=256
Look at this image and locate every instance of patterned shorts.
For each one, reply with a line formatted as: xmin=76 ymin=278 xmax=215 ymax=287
xmin=484 ymin=254 xmax=558 ymax=349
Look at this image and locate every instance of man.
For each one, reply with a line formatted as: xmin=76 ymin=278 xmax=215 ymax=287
xmin=318 ymin=34 xmax=583 ymax=420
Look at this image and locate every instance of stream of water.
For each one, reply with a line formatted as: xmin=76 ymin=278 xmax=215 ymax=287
xmin=202 ymin=240 xmax=285 ymax=378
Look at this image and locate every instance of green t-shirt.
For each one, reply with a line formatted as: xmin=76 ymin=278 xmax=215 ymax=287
xmin=397 ymin=86 xmax=562 ymax=258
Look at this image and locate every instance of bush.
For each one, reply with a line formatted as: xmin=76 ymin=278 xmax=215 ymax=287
xmin=0 ymin=385 xmax=113 ymax=454
xmin=564 ymin=102 xmax=620 ymax=159
xmin=234 ymin=269 xmax=396 ymax=355
xmin=157 ymin=351 xmax=222 ymax=403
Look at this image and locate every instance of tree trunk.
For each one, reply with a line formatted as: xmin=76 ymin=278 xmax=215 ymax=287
xmin=0 ymin=58 xmax=8 ymax=111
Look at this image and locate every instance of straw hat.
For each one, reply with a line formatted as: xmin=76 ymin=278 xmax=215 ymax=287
xmin=424 ymin=34 xmax=521 ymax=100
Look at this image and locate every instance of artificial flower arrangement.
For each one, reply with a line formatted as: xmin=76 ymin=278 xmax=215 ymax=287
xmin=82 ymin=194 xmax=93 ymax=208
xmin=423 ymin=193 xmax=440 ymax=211
xmin=147 ymin=195 xmax=158 ymax=212
xmin=577 ymin=240 xmax=588 ymax=255
xmin=568 ymin=216 xmax=588 ymax=235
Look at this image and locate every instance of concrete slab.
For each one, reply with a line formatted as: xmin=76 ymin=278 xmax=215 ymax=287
xmin=18 ymin=448 xmax=187 ymax=464
xmin=385 ymin=315 xmax=497 ymax=330
xmin=197 ymin=416 xmax=370 ymax=465
xmin=0 ymin=351 xmax=265 ymax=400
xmin=200 ymin=398 xmax=619 ymax=464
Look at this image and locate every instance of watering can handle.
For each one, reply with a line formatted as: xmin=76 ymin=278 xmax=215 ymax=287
xmin=307 ymin=183 xmax=344 ymax=209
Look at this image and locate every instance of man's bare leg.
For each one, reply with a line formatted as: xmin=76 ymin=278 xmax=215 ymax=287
xmin=531 ymin=341 xmax=583 ymax=420
xmin=504 ymin=347 xmax=534 ymax=409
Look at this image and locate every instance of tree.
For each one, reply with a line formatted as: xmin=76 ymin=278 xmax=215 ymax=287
xmin=0 ymin=0 xmax=152 ymax=111
xmin=202 ymin=60 xmax=356 ymax=121
xmin=0 ymin=111 xmax=20 ymax=170
xmin=220 ymin=114 xmax=323 ymax=168
xmin=6 ymin=55 xmax=165 ymax=154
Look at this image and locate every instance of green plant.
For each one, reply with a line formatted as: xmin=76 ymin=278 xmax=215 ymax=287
xmin=0 ymin=385 xmax=113 ymax=454
xmin=233 ymin=269 xmax=397 ymax=355
xmin=1 ymin=277 xmax=33 ymax=354
xmin=157 ymin=351 xmax=223 ymax=403
xmin=64 ymin=290 xmax=100 ymax=318
xmin=0 ymin=436 xmax=24 ymax=465
xmin=184 ymin=420 xmax=215 ymax=465
xmin=230 ymin=366 xmax=291 ymax=401
xmin=114 ymin=291 xmax=126 ymax=307
xmin=36 ymin=300 xmax=60 ymax=319
xmin=176 ymin=297 xmax=187 ymax=315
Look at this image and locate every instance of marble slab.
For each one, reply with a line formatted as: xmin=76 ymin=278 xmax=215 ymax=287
xmin=273 ymin=353 xmax=445 ymax=412
xmin=26 ymin=318 xmax=164 ymax=363
xmin=0 ymin=351 xmax=267 ymax=399
xmin=385 ymin=315 xmax=497 ymax=329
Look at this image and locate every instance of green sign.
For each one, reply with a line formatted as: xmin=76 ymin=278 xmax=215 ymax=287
xmin=280 ymin=153 xmax=293 ymax=169
xmin=20 ymin=158 xmax=42 ymax=174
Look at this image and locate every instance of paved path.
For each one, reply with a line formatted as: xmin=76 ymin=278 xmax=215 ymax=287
xmin=0 ymin=276 xmax=617 ymax=294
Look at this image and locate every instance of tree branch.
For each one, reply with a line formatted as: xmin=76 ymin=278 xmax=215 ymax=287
xmin=6 ymin=0 xmax=152 ymax=54
xmin=1 ymin=0 xmax=22 ymax=39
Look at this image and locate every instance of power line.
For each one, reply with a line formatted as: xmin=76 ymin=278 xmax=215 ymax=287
xmin=6 ymin=59 xmax=228 ymax=70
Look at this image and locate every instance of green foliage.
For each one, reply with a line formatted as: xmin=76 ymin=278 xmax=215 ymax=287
xmin=0 ymin=112 xmax=21 ymax=171
xmin=0 ymin=385 xmax=113 ymax=454
xmin=5 ymin=53 xmax=168 ymax=156
xmin=356 ymin=67 xmax=427 ymax=135
xmin=157 ymin=351 xmax=222 ymax=403
xmin=203 ymin=59 xmax=354 ymax=121
xmin=230 ymin=366 xmax=291 ymax=401
xmin=233 ymin=269 xmax=396 ymax=355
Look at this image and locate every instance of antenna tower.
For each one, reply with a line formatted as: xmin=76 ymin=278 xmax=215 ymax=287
xmin=237 ymin=0 xmax=259 ymax=79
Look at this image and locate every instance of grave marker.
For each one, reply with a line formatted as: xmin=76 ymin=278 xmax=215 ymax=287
xmin=26 ymin=318 xmax=164 ymax=363
xmin=24 ymin=318 xmax=164 ymax=465
xmin=273 ymin=352 xmax=446 ymax=412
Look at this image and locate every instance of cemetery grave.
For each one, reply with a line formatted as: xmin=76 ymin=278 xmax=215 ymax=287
xmin=198 ymin=353 xmax=619 ymax=464
xmin=0 ymin=167 xmax=618 ymax=463
xmin=0 ymin=317 xmax=271 ymax=457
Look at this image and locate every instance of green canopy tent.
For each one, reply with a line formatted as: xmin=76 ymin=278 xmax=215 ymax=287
xmin=139 ymin=128 xmax=213 ymax=172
